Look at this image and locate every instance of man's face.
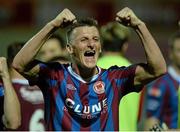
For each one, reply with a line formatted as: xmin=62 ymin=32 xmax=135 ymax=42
xmin=38 ymin=38 xmax=63 ymax=62
xmin=170 ymin=38 xmax=180 ymax=68
xmin=67 ymin=26 xmax=101 ymax=68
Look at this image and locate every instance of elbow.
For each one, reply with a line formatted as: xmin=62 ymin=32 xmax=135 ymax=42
xmin=6 ymin=116 xmax=21 ymax=129
xmin=12 ymin=61 xmax=24 ymax=73
xmin=154 ymin=63 xmax=167 ymax=77
xmin=8 ymin=119 xmax=21 ymax=129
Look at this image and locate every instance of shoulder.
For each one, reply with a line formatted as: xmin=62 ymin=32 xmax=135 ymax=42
xmin=100 ymin=64 xmax=136 ymax=78
xmin=107 ymin=64 xmax=136 ymax=72
xmin=146 ymin=73 xmax=171 ymax=96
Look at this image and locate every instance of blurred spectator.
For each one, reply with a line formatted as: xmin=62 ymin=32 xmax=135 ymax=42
xmin=138 ymin=31 xmax=180 ymax=130
xmin=6 ymin=42 xmax=45 ymax=131
xmin=37 ymin=34 xmax=69 ymax=63
xmin=0 ymin=57 xmax=21 ymax=130
xmin=97 ymin=22 xmax=140 ymax=131
xmin=97 ymin=22 xmax=131 ymax=68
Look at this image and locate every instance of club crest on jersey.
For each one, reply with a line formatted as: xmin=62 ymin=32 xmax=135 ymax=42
xmin=66 ymin=84 xmax=76 ymax=90
xmin=93 ymin=81 xmax=105 ymax=94
xmin=148 ymin=87 xmax=161 ymax=97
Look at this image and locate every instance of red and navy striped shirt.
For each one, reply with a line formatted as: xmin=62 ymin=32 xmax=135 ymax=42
xmin=138 ymin=66 xmax=180 ymax=129
xmin=34 ymin=62 xmax=140 ymax=131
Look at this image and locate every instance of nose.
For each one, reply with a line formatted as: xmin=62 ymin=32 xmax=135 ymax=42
xmin=87 ymin=40 xmax=95 ymax=48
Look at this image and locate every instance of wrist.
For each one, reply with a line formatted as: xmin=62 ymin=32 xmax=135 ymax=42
xmin=48 ymin=19 xmax=63 ymax=28
xmin=135 ymin=21 xmax=145 ymax=29
xmin=44 ymin=22 xmax=59 ymax=34
xmin=46 ymin=21 xmax=57 ymax=29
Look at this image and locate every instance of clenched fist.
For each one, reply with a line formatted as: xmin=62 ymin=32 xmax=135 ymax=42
xmin=116 ymin=7 xmax=144 ymax=28
xmin=0 ymin=57 xmax=9 ymax=78
xmin=50 ymin=8 xmax=76 ymax=28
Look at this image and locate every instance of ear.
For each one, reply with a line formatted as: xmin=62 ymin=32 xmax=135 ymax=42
xmin=66 ymin=44 xmax=74 ymax=54
xmin=99 ymin=44 xmax=102 ymax=53
xmin=99 ymin=48 xmax=102 ymax=53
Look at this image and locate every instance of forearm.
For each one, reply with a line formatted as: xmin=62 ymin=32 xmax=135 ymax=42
xmin=13 ymin=8 xmax=76 ymax=73
xmin=135 ymin=23 xmax=166 ymax=76
xmin=2 ymin=74 xmax=21 ymax=129
xmin=13 ymin=22 xmax=56 ymax=72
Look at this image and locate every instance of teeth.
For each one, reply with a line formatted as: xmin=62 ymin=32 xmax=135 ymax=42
xmin=85 ymin=51 xmax=94 ymax=54
xmin=86 ymin=50 xmax=95 ymax=53
xmin=84 ymin=50 xmax=95 ymax=56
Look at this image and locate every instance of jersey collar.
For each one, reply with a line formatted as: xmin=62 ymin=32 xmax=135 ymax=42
xmin=67 ymin=64 xmax=101 ymax=83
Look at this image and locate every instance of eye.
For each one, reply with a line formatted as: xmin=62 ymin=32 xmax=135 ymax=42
xmin=80 ymin=37 xmax=88 ymax=42
xmin=93 ymin=37 xmax=100 ymax=42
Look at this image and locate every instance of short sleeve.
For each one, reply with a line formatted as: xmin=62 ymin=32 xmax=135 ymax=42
xmin=109 ymin=64 xmax=142 ymax=96
xmin=28 ymin=61 xmax=65 ymax=93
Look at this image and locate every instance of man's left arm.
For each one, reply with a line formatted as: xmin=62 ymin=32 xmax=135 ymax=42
xmin=116 ymin=7 xmax=167 ymax=86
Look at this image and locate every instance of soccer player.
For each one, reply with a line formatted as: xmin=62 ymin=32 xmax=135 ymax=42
xmin=97 ymin=22 xmax=140 ymax=131
xmin=13 ymin=7 xmax=166 ymax=131
xmin=138 ymin=31 xmax=180 ymax=130
xmin=6 ymin=42 xmax=45 ymax=131
xmin=0 ymin=57 xmax=21 ymax=130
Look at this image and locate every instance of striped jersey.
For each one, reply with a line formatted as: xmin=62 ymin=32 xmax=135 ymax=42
xmin=138 ymin=66 xmax=180 ymax=129
xmin=34 ymin=62 xmax=141 ymax=131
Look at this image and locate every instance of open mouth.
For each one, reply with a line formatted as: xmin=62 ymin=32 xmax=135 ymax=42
xmin=84 ymin=50 xmax=96 ymax=57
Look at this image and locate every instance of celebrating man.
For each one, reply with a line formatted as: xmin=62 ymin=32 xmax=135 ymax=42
xmin=13 ymin=7 xmax=166 ymax=131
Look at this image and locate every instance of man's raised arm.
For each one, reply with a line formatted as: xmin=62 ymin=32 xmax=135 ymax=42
xmin=116 ymin=7 xmax=166 ymax=86
xmin=13 ymin=9 xmax=76 ymax=74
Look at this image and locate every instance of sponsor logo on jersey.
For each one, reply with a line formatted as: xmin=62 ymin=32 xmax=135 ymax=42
xmin=66 ymin=84 xmax=76 ymax=90
xmin=93 ymin=81 xmax=105 ymax=94
xmin=64 ymin=97 xmax=108 ymax=119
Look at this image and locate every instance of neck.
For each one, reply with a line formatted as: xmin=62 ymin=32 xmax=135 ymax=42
xmin=72 ymin=63 xmax=98 ymax=82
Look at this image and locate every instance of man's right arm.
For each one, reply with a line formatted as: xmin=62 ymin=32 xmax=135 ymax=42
xmin=12 ymin=8 xmax=76 ymax=76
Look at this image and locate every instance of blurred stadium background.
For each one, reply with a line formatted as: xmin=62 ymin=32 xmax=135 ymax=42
xmin=0 ymin=0 xmax=179 ymax=64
